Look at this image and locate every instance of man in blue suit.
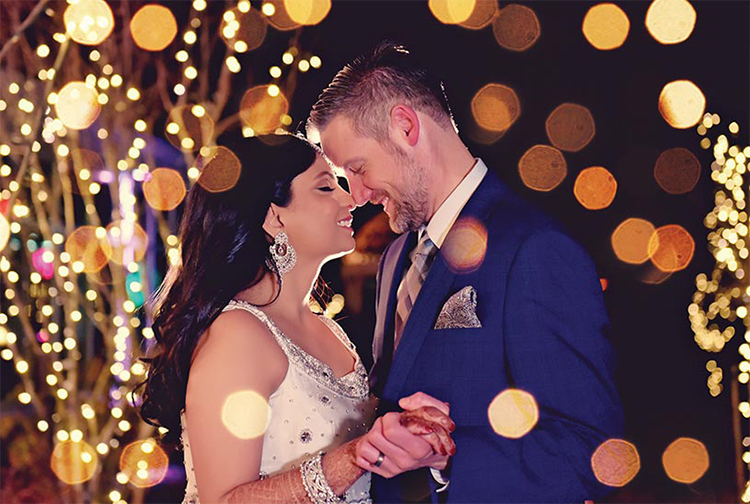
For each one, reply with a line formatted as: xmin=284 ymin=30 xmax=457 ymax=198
xmin=308 ymin=41 xmax=624 ymax=503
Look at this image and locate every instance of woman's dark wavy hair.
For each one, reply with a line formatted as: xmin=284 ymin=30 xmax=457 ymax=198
xmin=135 ymin=133 xmax=322 ymax=445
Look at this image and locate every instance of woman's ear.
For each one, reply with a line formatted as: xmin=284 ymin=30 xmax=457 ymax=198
xmin=262 ymin=204 xmax=284 ymax=237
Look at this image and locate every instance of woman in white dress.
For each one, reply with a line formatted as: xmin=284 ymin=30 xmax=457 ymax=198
xmin=137 ymin=134 xmax=455 ymax=503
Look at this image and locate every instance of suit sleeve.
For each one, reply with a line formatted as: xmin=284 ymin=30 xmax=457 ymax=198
xmin=497 ymin=230 xmax=624 ymax=501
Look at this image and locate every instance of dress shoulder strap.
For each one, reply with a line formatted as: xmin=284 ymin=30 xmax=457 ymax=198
xmin=222 ymin=299 xmax=292 ymax=352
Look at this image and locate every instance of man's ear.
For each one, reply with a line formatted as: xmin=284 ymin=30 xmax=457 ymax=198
xmin=389 ymin=104 xmax=420 ymax=147
xmin=262 ymin=203 xmax=284 ymax=237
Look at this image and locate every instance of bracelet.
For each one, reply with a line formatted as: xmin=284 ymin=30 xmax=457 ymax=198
xmin=300 ymin=452 xmax=345 ymax=504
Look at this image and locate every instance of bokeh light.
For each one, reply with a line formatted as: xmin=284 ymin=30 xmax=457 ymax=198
xmin=221 ymin=390 xmax=271 ymax=439
xmin=220 ymin=7 xmax=267 ymax=52
xmin=518 ymin=145 xmax=567 ymax=191
xmin=471 ymin=83 xmax=521 ymax=133
xmin=119 ymin=440 xmax=169 ymax=488
xmin=646 ymin=0 xmax=696 ymax=45
xmin=165 ymin=105 xmax=215 ymax=152
xmin=662 ymin=437 xmax=709 ymax=484
xmin=648 ymin=224 xmax=695 ymax=272
xmin=50 ymin=440 xmax=98 ymax=484
xmin=142 ymin=168 xmax=187 ymax=211
xmin=65 ymin=225 xmax=113 ymax=273
xmin=659 ymin=80 xmax=706 ymax=129
xmin=492 ymin=4 xmax=540 ymax=52
xmin=63 ymin=0 xmax=115 ymax=46
xmin=459 ymin=0 xmax=498 ymax=30
xmin=487 ymin=389 xmax=539 ymax=438
xmin=55 ymin=82 xmax=101 ymax=130
xmin=654 ymin=147 xmax=701 ymax=194
xmin=197 ymin=146 xmax=242 ymax=193
xmin=240 ymin=85 xmax=290 ymax=135
xmin=611 ymin=218 xmax=657 ymax=265
xmin=264 ymin=0 xmax=302 ymax=30
xmin=582 ymin=3 xmax=630 ymax=50
xmin=574 ymin=166 xmax=617 ymax=210
xmin=591 ymin=439 xmax=641 ymax=487
xmin=441 ymin=217 xmax=488 ymax=273
xmin=130 ymin=4 xmax=178 ymax=52
xmin=546 ymin=103 xmax=596 ymax=152
xmin=429 ymin=0 xmax=477 ymax=24
xmin=106 ymin=220 xmax=149 ymax=265
xmin=283 ymin=0 xmax=331 ymax=26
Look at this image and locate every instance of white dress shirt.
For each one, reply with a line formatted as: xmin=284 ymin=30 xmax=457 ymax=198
xmin=420 ymin=158 xmax=487 ymax=491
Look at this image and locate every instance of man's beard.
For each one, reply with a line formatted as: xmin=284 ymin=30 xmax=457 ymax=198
xmin=388 ymin=154 xmax=429 ymax=234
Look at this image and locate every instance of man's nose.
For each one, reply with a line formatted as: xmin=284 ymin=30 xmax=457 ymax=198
xmin=348 ymin=178 xmax=372 ymax=208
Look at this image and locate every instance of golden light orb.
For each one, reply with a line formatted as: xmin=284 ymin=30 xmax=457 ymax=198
xmin=50 ymin=440 xmax=98 ymax=484
xmin=611 ymin=218 xmax=657 ymax=265
xmin=518 ymin=145 xmax=567 ymax=191
xmin=648 ymin=224 xmax=694 ymax=272
xmin=429 ymin=0 xmax=477 ymax=24
xmin=487 ymin=389 xmax=539 ymax=438
xmin=143 ymin=168 xmax=186 ymax=211
xmin=283 ymin=0 xmax=331 ymax=26
xmin=471 ymin=83 xmax=521 ymax=133
xmin=63 ymin=0 xmax=115 ymax=46
xmin=646 ymin=0 xmax=696 ymax=45
xmin=197 ymin=146 xmax=243 ymax=193
xmin=221 ymin=390 xmax=271 ymax=439
xmin=659 ymin=80 xmax=706 ymax=129
xmin=55 ymin=82 xmax=101 ymax=130
xmin=492 ymin=4 xmax=540 ymax=52
xmin=545 ymin=103 xmax=596 ymax=152
xmin=591 ymin=439 xmax=641 ymax=487
xmin=582 ymin=3 xmax=630 ymax=50
xmin=662 ymin=437 xmax=709 ymax=484
xmin=130 ymin=4 xmax=178 ymax=51
xmin=573 ymin=166 xmax=617 ymax=210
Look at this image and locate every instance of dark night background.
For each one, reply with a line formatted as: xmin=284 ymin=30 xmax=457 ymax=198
xmin=1 ymin=1 xmax=748 ymax=502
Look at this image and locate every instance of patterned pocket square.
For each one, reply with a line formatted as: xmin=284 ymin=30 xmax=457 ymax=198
xmin=434 ymin=286 xmax=482 ymax=329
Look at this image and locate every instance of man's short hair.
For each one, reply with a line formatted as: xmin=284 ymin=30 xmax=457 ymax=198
xmin=307 ymin=41 xmax=455 ymax=142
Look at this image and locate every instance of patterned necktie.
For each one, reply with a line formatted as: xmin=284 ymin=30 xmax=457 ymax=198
xmin=393 ymin=231 xmax=437 ymax=353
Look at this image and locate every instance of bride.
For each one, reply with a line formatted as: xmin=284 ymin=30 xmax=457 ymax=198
xmin=137 ymin=133 xmax=455 ymax=503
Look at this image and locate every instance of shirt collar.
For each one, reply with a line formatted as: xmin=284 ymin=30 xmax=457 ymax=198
xmin=422 ymin=158 xmax=488 ymax=248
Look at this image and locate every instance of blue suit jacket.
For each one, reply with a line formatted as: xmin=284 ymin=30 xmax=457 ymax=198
xmin=369 ymin=170 xmax=623 ymax=503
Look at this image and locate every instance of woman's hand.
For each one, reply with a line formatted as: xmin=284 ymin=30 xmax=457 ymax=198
xmin=400 ymin=406 xmax=456 ymax=456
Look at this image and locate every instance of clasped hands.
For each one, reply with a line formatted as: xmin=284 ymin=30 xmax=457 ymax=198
xmin=355 ymin=392 xmax=456 ymax=478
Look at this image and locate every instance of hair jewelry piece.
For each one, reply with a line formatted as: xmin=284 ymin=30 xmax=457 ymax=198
xmin=267 ymin=231 xmax=297 ymax=277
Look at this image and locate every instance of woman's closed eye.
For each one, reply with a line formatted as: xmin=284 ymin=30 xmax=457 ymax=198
xmin=318 ymin=186 xmax=335 ymax=192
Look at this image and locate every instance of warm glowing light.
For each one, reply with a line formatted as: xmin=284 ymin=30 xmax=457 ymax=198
xmin=591 ymin=439 xmax=641 ymax=487
xmin=240 ymin=85 xmax=290 ymax=135
xmin=119 ymin=440 xmax=169 ymax=488
xmin=662 ymin=437 xmax=709 ymax=484
xmin=487 ymin=389 xmax=539 ymax=438
xmin=582 ymin=3 xmax=630 ymax=50
xmin=546 ymin=103 xmax=596 ymax=152
xmin=0 ymin=214 xmax=9 ymax=252
xmin=659 ymin=80 xmax=706 ymax=129
xmin=130 ymin=4 xmax=178 ymax=51
xmin=65 ymin=225 xmax=112 ymax=273
xmin=283 ymin=0 xmax=331 ymax=25
xmin=50 ymin=440 xmax=98 ymax=484
xmin=164 ymin=105 xmax=215 ymax=152
xmin=265 ymin=0 xmax=302 ymax=30
xmin=63 ymin=0 xmax=114 ymax=46
xmin=611 ymin=218 xmax=657 ymax=265
xmin=441 ymin=217 xmax=488 ymax=273
xmin=646 ymin=0 xmax=696 ymax=45
xmin=574 ymin=166 xmax=617 ymax=210
xmin=492 ymin=4 xmax=540 ymax=51
xmin=654 ymin=147 xmax=701 ymax=194
xmin=221 ymin=390 xmax=271 ymax=439
xmin=55 ymin=82 xmax=101 ymax=130
xmin=471 ymin=83 xmax=520 ymax=133
xmin=197 ymin=146 xmax=242 ymax=193
xmin=143 ymin=168 xmax=186 ymax=211
xmin=518 ymin=145 xmax=567 ymax=191
xmin=648 ymin=224 xmax=695 ymax=272
xmin=429 ymin=0 xmax=477 ymax=24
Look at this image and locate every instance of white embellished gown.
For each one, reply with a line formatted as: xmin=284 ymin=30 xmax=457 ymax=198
xmin=180 ymin=299 xmax=376 ymax=504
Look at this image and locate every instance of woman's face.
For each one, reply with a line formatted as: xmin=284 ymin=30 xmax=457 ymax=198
xmin=276 ymin=154 xmax=356 ymax=262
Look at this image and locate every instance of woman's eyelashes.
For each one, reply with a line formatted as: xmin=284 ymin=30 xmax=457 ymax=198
xmin=318 ymin=186 xmax=335 ymax=192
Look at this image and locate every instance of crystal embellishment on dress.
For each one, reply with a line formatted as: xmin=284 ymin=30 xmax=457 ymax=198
xmin=300 ymin=429 xmax=313 ymax=443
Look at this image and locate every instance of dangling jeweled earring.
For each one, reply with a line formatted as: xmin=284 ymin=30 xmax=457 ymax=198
xmin=267 ymin=231 xmax=296 ymax=277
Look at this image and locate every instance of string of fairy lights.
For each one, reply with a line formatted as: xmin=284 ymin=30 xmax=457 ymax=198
xmin=688 ymin=115 xmax=750 ymax=501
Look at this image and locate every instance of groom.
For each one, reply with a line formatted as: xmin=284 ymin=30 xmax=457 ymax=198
xmin=308 ymin=42 xmax=623 ymax=503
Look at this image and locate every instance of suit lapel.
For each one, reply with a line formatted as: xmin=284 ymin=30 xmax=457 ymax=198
xmin=382 ymin=170 xmax=509 ymax=400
